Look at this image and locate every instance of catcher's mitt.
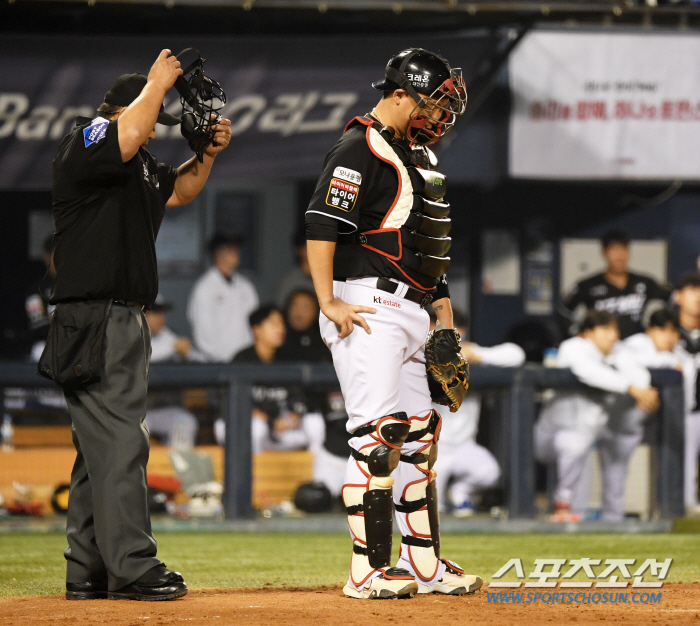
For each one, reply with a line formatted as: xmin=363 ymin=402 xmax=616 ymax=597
xmin=425 ymin=324 xmax=469 ymax=412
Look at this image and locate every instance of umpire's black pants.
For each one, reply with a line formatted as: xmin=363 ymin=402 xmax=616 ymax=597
xmin=63 ymin=303 xmax=161 ymax=590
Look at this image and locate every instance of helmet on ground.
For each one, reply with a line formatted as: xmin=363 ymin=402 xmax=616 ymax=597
xmin=293 ymin=481 xmax=333 ymax=513
xmin=373 ymin=48 xmax=467 ymax=147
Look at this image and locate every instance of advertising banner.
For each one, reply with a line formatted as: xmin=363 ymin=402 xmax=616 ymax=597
xmin=0 ymin=33 xmax=494 ymax=189
xmin=509 ymin=31 xmax=700 ymax=179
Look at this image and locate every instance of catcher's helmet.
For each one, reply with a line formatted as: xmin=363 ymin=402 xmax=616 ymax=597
xmin=373 ymin=48 xmax=467 ymax=147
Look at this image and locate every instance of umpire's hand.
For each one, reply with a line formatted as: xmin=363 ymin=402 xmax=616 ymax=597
xmin=204 ymin=115 xmax=232 ymax=157
xmin=148 ymin=49 xmax=183 ymax=92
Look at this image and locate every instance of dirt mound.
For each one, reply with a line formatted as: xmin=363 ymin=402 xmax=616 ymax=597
xmin=1 ymin=583 xmax=699 ymax=625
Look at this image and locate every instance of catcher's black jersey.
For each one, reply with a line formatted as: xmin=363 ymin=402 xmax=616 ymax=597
xmin=306 ymin=119 xmax=443 ymax=291
xmin=560 ymin=272 xmax=670 ymax=339
xmin=679 ymin=326 xmax=700 ymax=411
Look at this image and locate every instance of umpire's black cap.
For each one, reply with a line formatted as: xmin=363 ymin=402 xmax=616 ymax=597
xmin=104 ymin=73 xmax=181 ymax=126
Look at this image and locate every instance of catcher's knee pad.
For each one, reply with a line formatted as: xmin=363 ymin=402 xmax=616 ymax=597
xmin=397 ymin=410 xmax=442 ymax=582
xmin=350 ymin=412 xmax=411 ymax=477
xmin=343 ymin=412 xmax=411 ymax=588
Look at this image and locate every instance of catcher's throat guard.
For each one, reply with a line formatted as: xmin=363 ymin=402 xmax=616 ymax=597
xmin=425 ymin=323 xmax=469 ymax=412
xmin=174 ymin=48 xmax=226 ymax=162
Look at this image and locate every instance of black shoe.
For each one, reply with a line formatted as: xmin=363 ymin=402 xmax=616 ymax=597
xmin=108 ymin=565 xmax=188 ymax=601
xmin=66 ymin=580 xmax=108 ymax=600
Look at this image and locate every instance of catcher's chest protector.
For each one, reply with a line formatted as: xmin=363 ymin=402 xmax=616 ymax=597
xmin=338 ymin=116 xmax=452 ymax=282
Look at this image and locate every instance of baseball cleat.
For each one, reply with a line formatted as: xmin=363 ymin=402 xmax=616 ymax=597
xmin=452 ymin=499 xmax=475 ymax=518
xmin=550 ymin=502 xmax=581 ymax=523
xmin=343 ymin=568 xmax=418 ymax=600
xmin=417 ymin=560 xmax=483 ymax=595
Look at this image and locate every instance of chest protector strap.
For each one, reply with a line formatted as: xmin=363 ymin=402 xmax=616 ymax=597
xmin=338 ymin=116 xmax=452 ymax=284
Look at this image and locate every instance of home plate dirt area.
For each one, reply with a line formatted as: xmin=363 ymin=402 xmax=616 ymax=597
xmin=1 ymin=584 xmax=699 ymax=626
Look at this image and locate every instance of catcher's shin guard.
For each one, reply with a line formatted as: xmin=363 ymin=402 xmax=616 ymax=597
xmin=396 ymin=409 xmax=443 ymax=583
xmin=343 ymin=412 xmax=411 ymax=588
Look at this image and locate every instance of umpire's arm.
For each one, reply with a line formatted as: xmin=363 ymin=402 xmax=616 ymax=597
xmin=117 ymin=50 xmax=183 ymax=161
xmin=166 ymin=117 xmax=232 ymax=207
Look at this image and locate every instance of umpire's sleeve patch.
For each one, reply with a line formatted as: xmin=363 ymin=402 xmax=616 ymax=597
xmin=325 ymin=178 xmax=359 ymax=212
xmin=83 ymin=117 xmax=109 ymax=148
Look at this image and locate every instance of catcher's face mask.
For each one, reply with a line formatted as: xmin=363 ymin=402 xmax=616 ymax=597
xmin=373 ymin=48 xmax=467 ymax=148
xmin=174 ymin=48 xmax=226 ymax=162
xmin=406 ymin=70 xmax=467 ymax=147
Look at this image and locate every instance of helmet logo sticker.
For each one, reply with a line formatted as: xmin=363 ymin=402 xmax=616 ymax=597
xmin=406 ymin=73 xmax=430 ymax=89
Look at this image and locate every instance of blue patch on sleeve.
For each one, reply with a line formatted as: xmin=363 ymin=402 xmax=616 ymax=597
xmin=83 ymin=117 xmax=109 ymax=148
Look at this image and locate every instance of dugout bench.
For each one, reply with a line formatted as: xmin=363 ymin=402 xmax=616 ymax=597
xmin=0 ymin=362 xmax=685 ymax=521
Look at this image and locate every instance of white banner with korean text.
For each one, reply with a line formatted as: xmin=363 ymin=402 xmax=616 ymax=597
xmin=509 ymin=31 xmax=700 ymax=179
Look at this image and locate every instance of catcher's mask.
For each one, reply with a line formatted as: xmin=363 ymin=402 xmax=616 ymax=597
xmin=373 ymin=48 xmax=467 ymax=147
xmin=174 ymin=48 xmax=226 ymax=162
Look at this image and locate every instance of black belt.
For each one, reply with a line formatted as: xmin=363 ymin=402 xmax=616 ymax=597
xmin=112 ymin=299 xmax=146 ymax=311
xmin=376 ymin=278 xmax=433 ymax=308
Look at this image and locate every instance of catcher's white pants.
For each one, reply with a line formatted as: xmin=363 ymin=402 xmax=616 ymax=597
xmin=320 ymin=278 xmax=447 ymax=588
xmin=320 ymin=278 xmax=431 ymax=432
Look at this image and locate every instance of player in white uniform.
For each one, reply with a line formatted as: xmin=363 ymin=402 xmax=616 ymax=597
xmin=144 ymin=296 xmax=204 ymax=449
xmin=674 ymin=274 xmax=700 ymax=513
xmin=624 ymin=309 xmax=696 ymax=413
xmin=306 ymin=49 xmax=481 ymax=599
xmin=187 ymin=234 xmax=259 ymax=362
xmin=430 ymin=313 xmax=525 ymax=517
xmin=535 ymin=310 xmax=659 ymax=522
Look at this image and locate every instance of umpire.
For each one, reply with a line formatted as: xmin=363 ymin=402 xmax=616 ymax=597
xmin=44 ymin=49 xmax=231 ymax=601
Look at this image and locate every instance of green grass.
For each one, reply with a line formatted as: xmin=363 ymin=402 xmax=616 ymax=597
xmin=1 ymin=532 xmax=698 ymax=598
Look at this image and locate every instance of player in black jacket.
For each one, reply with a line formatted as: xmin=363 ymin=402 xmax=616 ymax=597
xmin=560 ymin=230 xmax=670 ymax=339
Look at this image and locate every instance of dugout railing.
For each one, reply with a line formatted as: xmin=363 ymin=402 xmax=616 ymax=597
xmin=0 ymin=362 xmax=685 ymax=521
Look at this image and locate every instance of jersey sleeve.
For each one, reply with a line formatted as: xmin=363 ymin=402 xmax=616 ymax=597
xmin=305 ymin=127 xmax=372 ymax=234
xmin=55 ymin=118 xmax=127 ymax=188
xmin=471 ymin=343 xmax=526 ymax=367
xmin=558 ymin=280 xmax=589 ymax=336
xmin=157 ymin=161 xmax=178 ymax=205
xmin=646 ymin=277 xmax=672 ymax=302
xmin=557 ymin=338 xmax=631 ymax=394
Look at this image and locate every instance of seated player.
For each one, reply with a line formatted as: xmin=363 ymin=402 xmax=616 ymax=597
xmin=624 ymin=309 xmax=696 ymax=412
xmin=143 ymin=296 xmax=202 ymax=449
xmin=26 ymin=235 xmax=56 ymax=362
xmin=302 ymin=390 xmax=352 ymax=498
xmin=535 ymin=310 xmax=659 ymax=522
xmin=674 ymin=274 xmax=700 ymax=514
xmin=277 ymin=288 xmax=331 ymax=363
xmin=216 ymin=305 xmax=311 ymax=453
xmin=429 ymin=311 xmax=524 ymax=516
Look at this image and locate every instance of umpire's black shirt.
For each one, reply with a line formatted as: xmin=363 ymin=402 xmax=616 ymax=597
xmin=51 ymin=116 xmax=178 ymax=307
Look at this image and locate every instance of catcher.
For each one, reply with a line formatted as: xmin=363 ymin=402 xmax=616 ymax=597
xmin=306 ymin=48 xmax=479 ymax=599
